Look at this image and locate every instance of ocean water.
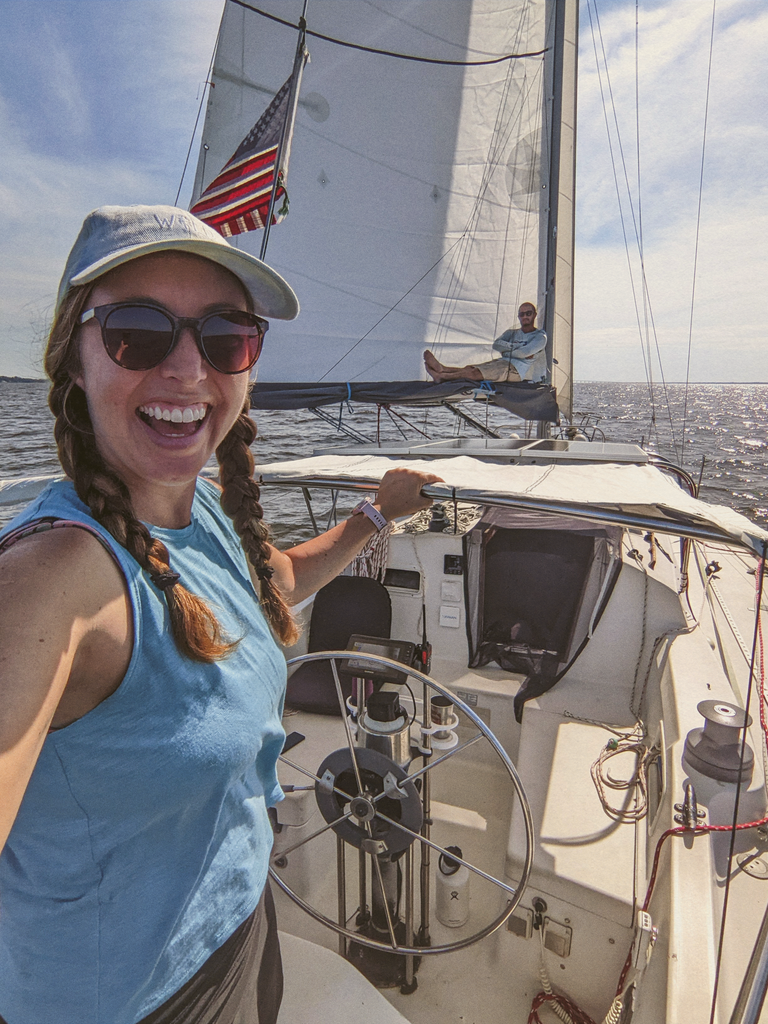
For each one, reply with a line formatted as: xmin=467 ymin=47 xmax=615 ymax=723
xmin=1 ymin=380 xmax=766 ymax=541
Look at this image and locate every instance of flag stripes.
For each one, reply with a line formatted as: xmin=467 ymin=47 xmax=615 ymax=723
xmin=191 ymin=76 xmax=292 ymax=238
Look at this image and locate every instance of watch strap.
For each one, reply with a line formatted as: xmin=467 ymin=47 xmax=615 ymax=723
xmin=351 ymin=500 xmax=388 ymax=532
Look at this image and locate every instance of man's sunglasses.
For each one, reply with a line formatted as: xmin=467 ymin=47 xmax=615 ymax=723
xmin=80 ymin=302 xmax=268 ymax=374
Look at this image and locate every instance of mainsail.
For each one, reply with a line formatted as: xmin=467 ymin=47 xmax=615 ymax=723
xmin=191 ymin=1 xmax=574 ymax=417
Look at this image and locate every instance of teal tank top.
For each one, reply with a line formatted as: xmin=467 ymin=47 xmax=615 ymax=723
xmin=0 ymin=479 xmax=287 ymax=1024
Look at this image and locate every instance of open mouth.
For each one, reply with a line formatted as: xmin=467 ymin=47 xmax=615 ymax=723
xmin=137 ymin=403 xmax=208 ymax=438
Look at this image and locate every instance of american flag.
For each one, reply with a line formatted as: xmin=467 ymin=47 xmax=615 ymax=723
xmin=191 ymin=75 xmax=295 ymax=238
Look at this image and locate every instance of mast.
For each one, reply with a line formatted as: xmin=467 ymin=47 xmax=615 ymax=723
xmin=544 ymin=0 xmax=578 ymax=422
xmin=259 ymin=1 xmax=309 ymax=260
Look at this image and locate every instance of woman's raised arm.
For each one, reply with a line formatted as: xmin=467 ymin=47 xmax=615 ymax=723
xmin=0 ymin=529 xmax=130 ymax=853
xmin=260 ymin=467 xmax=442 ymax=607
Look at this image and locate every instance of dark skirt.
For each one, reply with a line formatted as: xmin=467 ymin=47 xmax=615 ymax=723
xmin=139 ymin=884 xmax=283 ymax=1024
xmin=0 ymin=884 xmax=283 ymax=1024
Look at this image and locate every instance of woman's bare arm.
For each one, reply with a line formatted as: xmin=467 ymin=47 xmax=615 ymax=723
xmin=0 ymin=530 xmax=130 ymax=854
xmin=258 ymin=467 xmax=442 ymax=606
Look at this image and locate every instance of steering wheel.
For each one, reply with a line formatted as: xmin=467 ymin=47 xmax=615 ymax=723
xmin=269 ymin=651 xmax=534 ymax=958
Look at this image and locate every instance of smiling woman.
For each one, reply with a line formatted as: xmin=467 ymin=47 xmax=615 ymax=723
xmin=74 ymin=255 xmax=255 ymax=517
xmin=0 ymin=204 xmax=441 ymax=1024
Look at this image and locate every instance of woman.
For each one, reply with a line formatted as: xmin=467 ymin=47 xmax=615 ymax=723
xmin=0 ymin=204 xmax=440 ymax=1024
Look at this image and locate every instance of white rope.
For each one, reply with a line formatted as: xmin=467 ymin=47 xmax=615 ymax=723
xmin=535 ymin=900 xmax=626 ymax=1024
xmin=348 ymin=521 xmax=394 ymax=581
xmin=590 ymin=728 xmax=652 ymax=823
xmin=601 ymin=996 xmax=624 ymax=1024
xmin=399 ymin=502 xmax=482 ymax=535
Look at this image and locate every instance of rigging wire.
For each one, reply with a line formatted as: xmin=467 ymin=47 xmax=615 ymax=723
xmin=585 ymin=6 xmax=651 ymax=416
xmin=587 ymin=1 xmax=681 ymax=464
xmin=316 ymin=235 xmax=465 ymax=381
xmin=634 ymin=1 xmax=655 ymax=443
xmin=229 ymin=0 xmax=548 ymax=66
xmin=174 ymin=29 xmax=219 ymax=206
xmin=708 ymin=536 xmax=765 ymax=1023
xmin=681 ymin=0 xmax=718 ymax=472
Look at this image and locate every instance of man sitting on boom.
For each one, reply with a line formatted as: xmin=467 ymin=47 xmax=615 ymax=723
xmin=423 ymin=302 xmax=548 ymax=384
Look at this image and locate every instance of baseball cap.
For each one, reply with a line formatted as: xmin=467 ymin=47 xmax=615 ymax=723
xmin=55 ymin=204 xmax=299 ymax=320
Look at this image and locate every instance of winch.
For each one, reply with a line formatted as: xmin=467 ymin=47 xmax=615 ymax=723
xmin=683 ymin=699 xmax=753 ymax=784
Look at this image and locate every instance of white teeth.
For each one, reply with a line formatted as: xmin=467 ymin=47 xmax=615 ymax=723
xmin=139 ymin=403 xmax=208 ymax=422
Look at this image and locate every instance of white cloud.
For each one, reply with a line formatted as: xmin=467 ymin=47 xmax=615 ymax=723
xmin=575 ymin=0 xmax=768 ymax=380
xmin=0 ymin=0 xmax=224 ymax=377
xmin=38 ymin=21 xmax=91 ymax=139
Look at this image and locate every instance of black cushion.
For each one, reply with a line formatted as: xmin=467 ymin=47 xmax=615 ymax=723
xmin=286 ymin=576 xmax=392 ymax=716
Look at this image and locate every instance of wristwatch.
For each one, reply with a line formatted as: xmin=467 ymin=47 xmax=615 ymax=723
xmin=351 ymin=500 xmax=388 ymax=532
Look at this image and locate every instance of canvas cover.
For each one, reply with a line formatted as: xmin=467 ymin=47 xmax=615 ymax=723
xmin=250 ymin=380 xmax=558 ymax=421
xmin=463 ymin=509 xmax=621 ymax=717
xmin=254 ymin=453 xmax=768 ymax=555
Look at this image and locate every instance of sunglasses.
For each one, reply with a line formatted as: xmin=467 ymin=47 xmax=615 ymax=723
xmin=80 ymin=302 xmax=268 ymax=374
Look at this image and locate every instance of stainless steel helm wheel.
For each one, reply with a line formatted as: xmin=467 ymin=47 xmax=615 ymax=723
xmin=270 ymin=651 xmax=534 ymax=957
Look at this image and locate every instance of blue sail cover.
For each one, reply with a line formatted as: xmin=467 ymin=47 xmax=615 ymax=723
xmin=250 ymin=380 xmax=559 ymax=421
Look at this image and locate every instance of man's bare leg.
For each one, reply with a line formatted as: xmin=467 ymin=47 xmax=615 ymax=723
xmin=423 ymin=350 xmax=482 ymax=383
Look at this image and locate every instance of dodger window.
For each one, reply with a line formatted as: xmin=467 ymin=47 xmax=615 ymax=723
xmin=464 ymin=511 xmax=621 ymax=718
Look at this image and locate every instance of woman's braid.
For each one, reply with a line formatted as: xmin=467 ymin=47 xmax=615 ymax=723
xmin=217 ymin=407 xmax=299 ymax=646
xmin=46 ymin=287 xmax=236 ymax=663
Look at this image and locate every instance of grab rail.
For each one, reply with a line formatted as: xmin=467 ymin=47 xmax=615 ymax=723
xmin=257 ymin=476 xmax=767 ymax=554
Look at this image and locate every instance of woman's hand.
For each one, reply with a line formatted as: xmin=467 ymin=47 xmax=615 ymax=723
xmin=375 ymin=467 xmax=444 ymax=522
xmin=265 ymin=468 xmax=445 ymax=608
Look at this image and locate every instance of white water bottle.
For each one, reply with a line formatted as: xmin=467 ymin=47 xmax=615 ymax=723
xmin=436 ymin=845 xmax=470 ymax=927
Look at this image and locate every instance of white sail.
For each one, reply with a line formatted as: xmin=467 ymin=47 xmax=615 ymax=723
xmin=191 ymin=0 xmax=572 ymax=393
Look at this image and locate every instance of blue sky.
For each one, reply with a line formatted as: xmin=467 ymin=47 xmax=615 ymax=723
xmin=0 ymin=0 xmax=765 ymax=381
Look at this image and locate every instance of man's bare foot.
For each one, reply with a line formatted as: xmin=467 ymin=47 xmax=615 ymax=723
xmin=423 ymin=349 xmax=447 ymax=382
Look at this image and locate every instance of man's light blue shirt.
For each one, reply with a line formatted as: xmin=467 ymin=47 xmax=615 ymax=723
xmin=492 ymin=327 xmax=548 ymax=382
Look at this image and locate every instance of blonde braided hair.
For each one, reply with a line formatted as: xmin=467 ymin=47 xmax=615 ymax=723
xmin=45 ymin=282 xmax=296 ymax=661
